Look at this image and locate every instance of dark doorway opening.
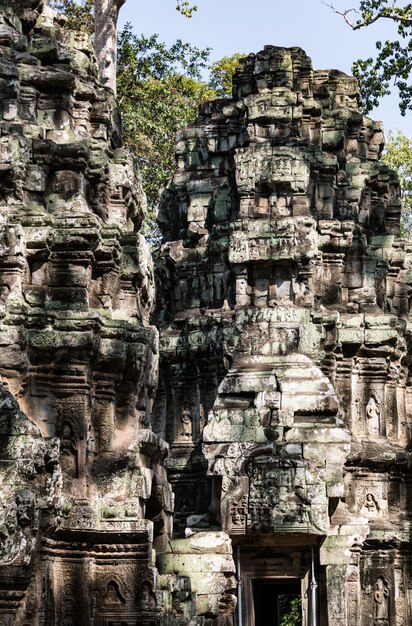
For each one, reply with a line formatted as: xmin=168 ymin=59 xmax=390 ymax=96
xmin=253 ymin=578 xmax=302 ymax=626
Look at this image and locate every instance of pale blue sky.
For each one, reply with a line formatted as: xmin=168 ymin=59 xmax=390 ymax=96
xmin=119 ymin=0 xmax=410 ymax=137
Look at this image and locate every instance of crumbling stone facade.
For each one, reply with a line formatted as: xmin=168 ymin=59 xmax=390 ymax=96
xmin=155 ymin=46 xmax=412 ymax=626
xmin=0 ymin=2 xmax=174 ymax=624
xmin=0 ymin=2 xmax=411 ymax=626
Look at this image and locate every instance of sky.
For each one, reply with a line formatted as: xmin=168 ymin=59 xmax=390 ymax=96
xmin=118 ymin=0 xmax=411 ymax=138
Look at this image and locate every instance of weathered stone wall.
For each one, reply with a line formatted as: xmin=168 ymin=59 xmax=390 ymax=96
xmin=0 ymin=2 xmax=174 ymax=624
xmin=1 ymin=2 xmax=412 ymax=624
xmin=155 ymin=46 xmax=412 ymax=625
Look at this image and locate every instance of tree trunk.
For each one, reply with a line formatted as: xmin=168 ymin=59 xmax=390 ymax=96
xmin=94 ymin=0 xmax=125 ymax=94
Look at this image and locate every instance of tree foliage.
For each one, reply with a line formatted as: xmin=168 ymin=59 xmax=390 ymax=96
xmin=175 ymin=0 xmax=198 ymax=17
xmin=51 ymin=0 xmax=198 ymax=24
xmin=209 ymin=53 xmax=247 ymax=98
xmin=328 ymin=1 xmax=412 ymax=114
xmin=50 ymin=0 xmax=94 ymax=33
xmin=381 ymin=131 xmax=412 ymax=237
xmin=116 ymin=26 xmax=214 ymax=236
xmin=279 ymin=595 xmax=302 ymax=626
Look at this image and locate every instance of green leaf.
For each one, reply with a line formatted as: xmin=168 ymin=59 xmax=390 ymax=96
xmin=209 ymin=53 xmax=247 ymax=98
xmin=381 ymin=131 xmax=412 ymax=238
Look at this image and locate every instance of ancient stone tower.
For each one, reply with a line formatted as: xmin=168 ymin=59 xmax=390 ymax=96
xmin=0 ymin=2 xmax=411 ymax=626
xmin=154 ymin=45 xmax=412 ymax=626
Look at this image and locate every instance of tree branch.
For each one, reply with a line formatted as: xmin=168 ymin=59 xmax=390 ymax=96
xmin=323 ymin=1 xmax=412 ymax=29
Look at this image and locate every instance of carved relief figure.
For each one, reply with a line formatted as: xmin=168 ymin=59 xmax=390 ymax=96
xmin=104 ymin=581 xmax=123 ymax=606
xmin=180 ymin=401 xmax=193 ymax=441
xmin=366 ymin=396 xmax=380 ymax=436
xmin=228 ymin=495 xmax=247 ymax=533
xmin=137 ymin=582 xmax=157 ymax=611
xmin=361 ymin=493 xmax=380 ymax=518
xmin=15 ymin=489 xmax=34 ymax=526
xmin=59 ymin=422 xmax=78 ymax=478
xmin=374 ymin=577 xmax=389 ymax=624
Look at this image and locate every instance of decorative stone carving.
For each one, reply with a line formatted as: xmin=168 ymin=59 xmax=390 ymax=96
xmin=0 ymin=3 xmax=411 ymax=622
xmin=104 ymin=581 xmax=125 ymax=607
xmin=179 ymin=401 xmax=193 ymax=442
xmin=374 ymin=577 xmax=389 ymax=624
xmin=361 ymin=493 xmax=380 ymax=518
xmin=366 ymin=396 xmax=380 ymax=437
xmin=0 ymin=2 xmax=174 ymax=623
xmin=137 ymin=582 xmax=157 ymax=611
xmin=155 ymin=43 xmax=412 ymax=626
xmin=59 ymin=422 xmax=79 ymax=478
xmin=15 ymin=489 xmax=34 ymax=527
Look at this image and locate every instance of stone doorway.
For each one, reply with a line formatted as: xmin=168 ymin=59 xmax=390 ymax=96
xmin=238 ymin=544 xmax=312 ymax=626
xmin=253 ymin=579 xmax=302 ymax=626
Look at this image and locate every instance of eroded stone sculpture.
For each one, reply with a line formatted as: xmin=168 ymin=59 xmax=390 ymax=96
xmin=1 ymin=2 xmax=412 ymax=625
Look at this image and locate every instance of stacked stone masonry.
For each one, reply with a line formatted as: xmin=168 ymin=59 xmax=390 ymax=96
xmin=0 ymin=2 xmax=411 ymax=626
xmin=154 ymin=40 xmax=412 ymax=626
xmin=0 ymin=1 xmax=175 ymax=624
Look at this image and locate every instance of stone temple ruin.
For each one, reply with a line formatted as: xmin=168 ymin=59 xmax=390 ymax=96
xmin=0 ymin=1 xmax=411 ymax=625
